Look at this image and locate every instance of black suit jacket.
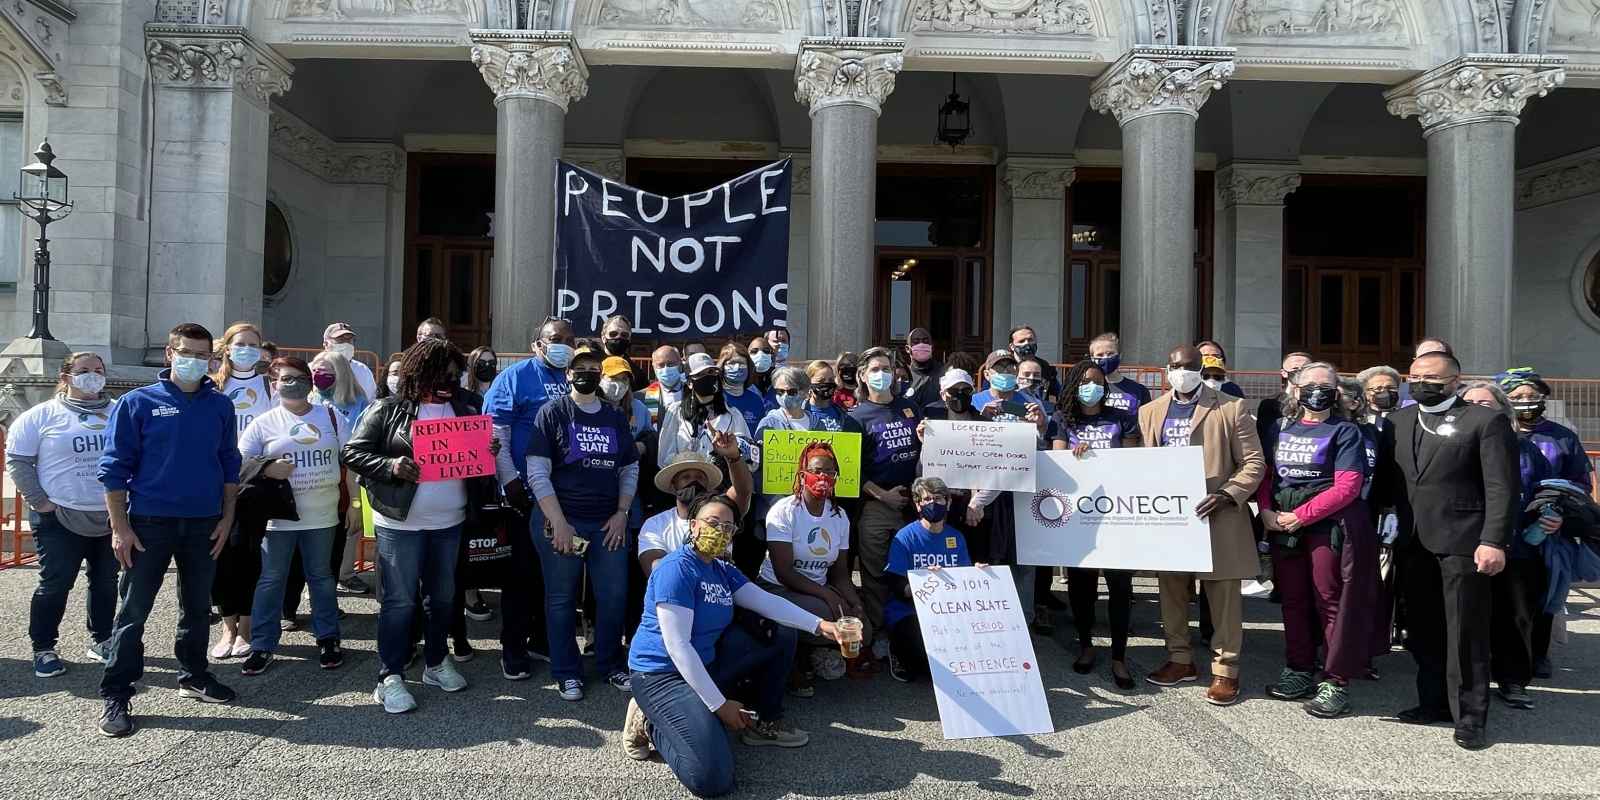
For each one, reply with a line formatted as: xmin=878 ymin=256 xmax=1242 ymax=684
xmin=1377 ymin=400 xmax=1520 ymax=556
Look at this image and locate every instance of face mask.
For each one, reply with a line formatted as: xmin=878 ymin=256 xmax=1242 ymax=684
xmin=812 ymin=383 xmax=836 ymax=402
xmin=171 ymin=355 xmax=208 ymax=384
xmin=1202 ymin=378 xmax=1223 ymax=391
xmin=775 ymin=342 xmax=789 ymax=362
xmin=1077 ymin=382 xmax=1106 ymax=406
xmin=750 ymin=352 xmax=773 ymax=373
xmin=1167 ymin=368 xmax=1203 ymax=394
xmin=1408 ymin=380 xmax=1453 ymax=409
xmin=69 ymin=372 xmax=106 ymax=396
xmin=571 ymin=371 xmax=601 ymax=397
xmin=229 ymin=345 xmax=260 ymax=370
xmin=329 ymin=342 xmax=356 ymax=361
xmin=474 ymin=363 xmax=497 ymax=383
xmin=947 ymin=390 xmax=972 ymax=412
xmin=312 ymin=370 xmax=337 ymax=391
xmin=657 ymin=365 xmax=684 ymax=390
xmin=1511 ymin=400 xmax=1545 ymax=421
xmin=429 ymin=384 xmax=455 ymax=403
xmin=386 ymin=374 xmax=401 ymax=394
xmin=691 ymin=520 xmax=734 ymax=558
xmin=918 ymin=501 xmax=949 ymax=523
xmin=278 ymin=378 xmax=312 ymax=401
xmin=839 ymin=368 xmax=857 ymax=387
xmin=690 ymin=374 xmax=720 ymax=397
xmin=603 ymin=337 xmax=630 ymax=357
xmin=778 ymin=392 xmax=806 ymax=413
xmin=1298 ymin=384 xmax=1336 ymax=412
xmin=675 ymin=482 xmax=707 ymax=508
xmin=865 ymin=371 xmax=894 ymax=393
xmin=723 ymin=363 xmax=748 ymax=384
xmin=1369 ymin=389 xmax=1398 ymax=411
xmin=1092 ymin=354 xmax=1120 ymax=375
xmin=910 ymin=343 xmax=934 ymax=363
xmin=801 ymin=470 xmax=836 ymax=499
xmin=543 ymin=343 xmax=573 ymax=369
xmin=601 ymin=378 xmax=629 ymax=403
xmin=989 ymin=372 xmax=1018 ymax=393
xmin=1013 ymin=341 xmax=1037 ymax=358
xmin=1018 ymin=376 xmax=1040 ymax=393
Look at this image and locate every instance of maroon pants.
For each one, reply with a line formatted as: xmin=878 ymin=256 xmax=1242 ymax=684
xmin=1272 ymin=512 xmax=1379 ymax=683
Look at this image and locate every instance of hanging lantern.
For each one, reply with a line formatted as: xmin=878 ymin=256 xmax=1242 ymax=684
xmin=936 ymin=75 xmax=971 ymax=148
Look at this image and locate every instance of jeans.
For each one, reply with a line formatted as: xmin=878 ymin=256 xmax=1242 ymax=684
xmin=533 ymin=516 xmax=629 ymax=682
xmin=100 ymin=514 xmax=222 ymax=700
xmin=630 ymin=621 xmax=798 ymax=798
xmin=28 ymin=512 xmax=117 ymax=652
xmin=375 ymin=524 xmax=461 ymax=676
xmin=251 ymin=526 xmax=340 ymax=652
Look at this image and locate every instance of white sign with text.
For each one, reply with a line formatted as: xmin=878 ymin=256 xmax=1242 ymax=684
xmin=909 ymin=565 xmax=1053 ymax=740
xmin=919 ymin=420 xmax=1038 ymax=492
xmin=1014 ymin=447 xmax=1212 ymax=572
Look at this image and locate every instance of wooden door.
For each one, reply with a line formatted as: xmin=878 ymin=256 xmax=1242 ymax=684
xmin=412 ymin=243 xmax=493 ymax=350
xmin=1307 ymin=267 xmax=1388 ymax=372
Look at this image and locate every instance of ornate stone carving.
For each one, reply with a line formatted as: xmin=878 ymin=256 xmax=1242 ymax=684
xmin=155 ymin=0 xmax=225 ymax=24
xmin=1217 ymin=164 xmax=1301 ymax=207
xmin=1516 ymin=146 xmax=1600 ymax=209
xmin=563 ymin=147 xmax=624 ymax=181
xmin=1002 ymin=161 xmax=1076 ymax=199
xmin=1551 ymin=0 xmax=1600 ymax=48
xmin=794 ymin=39 xmax=905 ymax=115
xmin=1225 ymin=0 xmax=1404 ymax=42
xmin=1385 ymin=55 xmax=1566 ymax=133
xmin=271 ymin=107 xmax=404 ymax=185
xmin=1089 ymin=47 xmax=1235 ymax=124
xmin=145 ymin=27 xmax=294 ymax=105
xmin=469 ymin=32 xmax=588 ymax=110
xmin=276 ymin=0 xmax=484 ymax=22
xmin=594 ymin=0 xmax=791 ymax=31
xmin=905 ymin=0 xmax=1095 ymax=35
xmin=34 ymin=70 xmax=64 ymax=105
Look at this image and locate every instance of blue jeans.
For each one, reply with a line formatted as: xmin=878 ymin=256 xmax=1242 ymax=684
xmin=251 ymin=526 xmax=339 ymax=651
xmin=29 ymin=512 xmax=117 ymax=652
xmin=375 ymin=524 xmax=461 ymax=676
xmin=100 ymin=514 xmax=222 ymax=700
xmin=532 ymin=516 xmax=629 ymax=682
xmin=630 ymin=621 xmax=799 ymax=797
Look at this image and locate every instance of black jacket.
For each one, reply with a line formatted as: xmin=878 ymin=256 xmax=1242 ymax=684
xmin=1377 ymin=399 xmax=1520 ymax=556
xmin=236 ymin=456 xmax=298 ymax=544
xmin=341 ymin=390 xmax=499 ymax=523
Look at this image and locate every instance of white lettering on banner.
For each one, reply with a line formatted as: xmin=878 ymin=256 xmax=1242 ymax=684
xmin=723 ymin=183 xmax=755 ymax=223
xmin=564 ymin=171 xmax=588 ymax=216
xmin=910 ymin=566 xmax=1053 ymax=740
xmin=760 ymin=169 xmax=788 ymax=214
xmin=682 ymin=190 xmax=714 ymax=228
xmin=920 ymin=420 xmax=1039 ymax=493
xmin=638 ymin=190 xmax=670 ymax=223
xmin=601 ymin=180 xmax=628 ymax=219
xmin=627 ymin=291 xmax=654 ymax=334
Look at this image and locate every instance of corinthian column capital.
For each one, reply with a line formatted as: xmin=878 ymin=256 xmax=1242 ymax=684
xmin=1217 ymin=164 xmax=1302 ymax=208
xmin=1090 ymin=46 xmax=1236 ymax=126
xmin=1385 ymin=54 xmax=1566 ymax=136
xmin=145 ymin=25 xmax=293 ymax=107
xmin=469 ymin=30 xmax=589 ymax=111
xmin=794 ymin=37 xmax=906 ymax=117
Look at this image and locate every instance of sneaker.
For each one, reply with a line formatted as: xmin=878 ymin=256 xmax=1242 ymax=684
xmin=1267 ymin=668 xmax=1318 ymax=701
xmin=607 ymin=670 xmax=632 ymax=693
xmin=452 ymin=637 xmax=475 ymax=663
xmin=502 ymin=660 xmax=532 ymax=681
xmin=1498 ymin=684 xmax=1534 ymax=710
xmin=177 ymin=677 xmax=237 ymax=704
xmin=622 ymin=698 xmax=652 ymax=760
xmin=337 ymin=577 xmax=371 ymax=595
xmin=98 ymin=697 xmax=135 ymax=737
xmin=463 ymin=599 xmax=494 ymax=622
xmin=240 ymin=651 xmax=274 ymax=676
xmin=33 ymin=650 xmax=65 ymax=678
xmin=281 ymin=615 xmax=301 ymax=632
xmin=423 ymin=659 xmax=468 ymax=692
xmin=741 ymin=719 xmax=809 ymax=748
xmin=85 ymin=640 xmax=111 ymax=664
xmin=810 ymin=649 xmax=847 ymax=681
xmin=374 ymin=674 xmax=417 ymax=714
xmin=888 ymin=653 xmax=911 ymax=683
xmin=1305 ymin=681 xmax=1351 ymax=718
xmin=558 ymin=678 xmax=584 ymax=701
xmin=1241 ymin=580 xmax=1273 ymax=599
xmin=318 ymin=640 xmax=344 ymax=670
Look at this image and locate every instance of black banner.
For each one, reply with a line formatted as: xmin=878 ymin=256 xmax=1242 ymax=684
xmin=553 ymin=159 xmax=791 ymax=336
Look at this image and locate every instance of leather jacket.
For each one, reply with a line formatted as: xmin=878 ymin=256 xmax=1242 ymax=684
xmin=341 ymin=390 xmax=499 ymax=523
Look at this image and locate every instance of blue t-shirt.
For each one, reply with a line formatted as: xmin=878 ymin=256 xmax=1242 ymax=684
xmin=1160 ymin=401 xmax=1198 ymax=447
xmin=1523 ymin=419 xmax=1592 ymax=491
xmin=970 ymin=390 xmax=1030 ymax=422
xmin=885 ymin=522 xmax=972 ymax=628
xmin=1056 ymin=407 xmax=1139 ymax=450
xmin=1105 ymin=376 xmax=1153 ymax=416
xmin=628 ymin=548 xmax=749 ymax=673
xmin=529 ymin=395 xmax=638 ymax=523
xmin=849 ymin=397 xmax=922 ymax=489
xmin=806 ymin=403 xmax=852 ymax=432
xmin=724 ymin=389 xmax=766 ymax=433
xmin=1264 ymin=418 xmax=1367 ymax=492
xmin=482 ymin=357 xmax=569 ymax=478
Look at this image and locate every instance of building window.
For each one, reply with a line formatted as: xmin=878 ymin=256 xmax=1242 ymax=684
xmin=1580 ymin=248 xmax=1600 ymax=331
xmin=0 ymin=114 xmax=24 ymax=289
xmin=263 ymin=201 xmax=293 ymax=300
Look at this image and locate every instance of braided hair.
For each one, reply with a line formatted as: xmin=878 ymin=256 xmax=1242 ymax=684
xmin=688 ymin=492 xmax=741 ymax=525
xmin=1060 ymin=359 xmax=1107 ymax=426
xmin=790 ymin=440 xmax=843 ymax=517
xmin=396 ymin=338 xmax=466 ymax=402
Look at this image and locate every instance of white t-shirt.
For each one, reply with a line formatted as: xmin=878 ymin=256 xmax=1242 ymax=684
xmin=759 ymin=494 xmax=849 ymax=586
xmin=239 ymin=404 xmax=352 ymax=531
xmin=222 ymin=373 xmax=275 ymax=440
xmin=4 ymin=398 xmax=113 ymax=511
xmin=349 ymin=359 xmax=378 ymax=405
xmin=638 ymin=508 xmax=693 ymax=557
xmin=373 ymin=402 xmax=466 ymax=532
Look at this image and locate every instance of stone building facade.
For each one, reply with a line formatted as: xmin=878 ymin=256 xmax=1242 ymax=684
xmin=0 ymin=0 xmax=1597 ymax=396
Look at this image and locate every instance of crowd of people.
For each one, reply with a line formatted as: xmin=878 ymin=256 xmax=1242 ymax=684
xmin=7 ymin=314 xmax=1597 ymax=796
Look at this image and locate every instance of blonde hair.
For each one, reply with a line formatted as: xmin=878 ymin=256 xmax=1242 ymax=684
xmin=311 ymin=350 xmax=366 ymax=408
xmin=211 ymin=322 xmax=265 ymax=384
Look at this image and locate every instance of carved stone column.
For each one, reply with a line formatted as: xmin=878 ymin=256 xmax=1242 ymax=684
xmin=1001 ymin=159 xmax=1074 ymax=361
xmin=795 ymin=37 xmax=903 ymax=359
xmin=470 ymin=30 xmax=588 ymax=353
xmin=1214 ymin=163 xmax=1299 ymax=371
xmin=1091 ymin=46 xmax=1233 ymax=365
xmin=144 ymin=25 xmax=292 ymax=353
xmin=1386 ymin=55 xmax=1564 ymax=373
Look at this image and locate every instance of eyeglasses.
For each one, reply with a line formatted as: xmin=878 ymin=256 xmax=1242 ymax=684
xmin=696 ymin=520 xmax=738 ymax=535
xmin=774 ymin=387 xmax=801 ymax=396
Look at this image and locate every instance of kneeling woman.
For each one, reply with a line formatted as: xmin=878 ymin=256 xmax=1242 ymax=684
xmin=1258 ymin=362 xmax=1377 ymax=718
xmin=624 ymin=494 xmax=839 ymax=798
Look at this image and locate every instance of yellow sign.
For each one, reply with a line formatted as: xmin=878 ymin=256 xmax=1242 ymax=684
xmin=761 ymin=430 xmax=862 ymax=498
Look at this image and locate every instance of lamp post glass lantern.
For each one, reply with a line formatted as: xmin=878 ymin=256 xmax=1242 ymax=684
xmin=15 ymin=140 xmax=72 ymax=341
xmin=936 ymin=74 xmax=971 ymax=149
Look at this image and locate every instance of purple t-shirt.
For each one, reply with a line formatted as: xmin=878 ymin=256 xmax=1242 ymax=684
xmin=1104 ymin=377 xmax=1153 ymax=417
xmin=529 ymin=395 xmax=639 ymax=522
xmin=1160 ymin=401 xmax=1198 ymax=447
xmin=849 ymin=398 xmax=922 ymax=489
xmin=1265 ymin=418 xmax=1367 ymax=491
xmin=1055 ymin=407 xmax=1139 ymax=451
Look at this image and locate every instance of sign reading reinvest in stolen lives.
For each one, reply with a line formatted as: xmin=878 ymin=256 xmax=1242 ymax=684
xmin=410 ymin=414 xmax=494 ymax=483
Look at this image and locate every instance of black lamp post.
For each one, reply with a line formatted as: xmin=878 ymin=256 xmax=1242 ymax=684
xmin=15 ymin=140 xmax=72 ymax=341
xmin=936 ymin=74 xmax=972 ymax=149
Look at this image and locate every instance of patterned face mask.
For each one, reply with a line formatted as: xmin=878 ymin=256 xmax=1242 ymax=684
xmin=691 ymin=519 xmax=735 ymax=558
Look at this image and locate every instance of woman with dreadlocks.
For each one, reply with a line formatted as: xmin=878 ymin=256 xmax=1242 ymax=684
xmin=342 ymin=338 xmax=505 ymax=715
xmin=756 ymin=441 xmax=870 ymax=690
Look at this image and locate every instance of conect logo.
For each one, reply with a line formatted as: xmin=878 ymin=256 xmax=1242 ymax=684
xmin=1030 ymin=490 xmax=1190 ymax=528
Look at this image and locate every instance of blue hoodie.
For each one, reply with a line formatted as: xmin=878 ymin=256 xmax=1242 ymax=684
xmin=98 ymin=370 xmax=241 ymax=518
xmin=482 ymin=356 xmax=569 ymax=479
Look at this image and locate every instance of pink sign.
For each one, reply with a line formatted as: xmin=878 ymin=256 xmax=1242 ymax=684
xmin=411 ymin=414 xmax=493 ymax=482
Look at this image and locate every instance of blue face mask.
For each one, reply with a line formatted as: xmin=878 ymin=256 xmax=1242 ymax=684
xmin=171 ymin=355 xmax=209 ymax=384
xmin=724 ymin=364 xmax=748 ymax=383
xmin=865 ymin=370 xmax=894 ymax=393
xmin=750 ymin=352 xmax=773 ymax=373
xmin=1077 ymin=382 xmax=1107 ymax=405
xmin=775 ymin=342 xmax=790 ymax=362
xmin=1092 ymin=354 xmax=1121 ymax=375
xmin=657 ymin=365 xmax=684 ymax=390
xmin=990 ymin=372 xmax=1018 ymax=393
xmin=918 ymin=502 xmax=949 ymax=523
xmin=544 ymin=343 xmax=573 ymax=369
xmin=778 ymin=392 xmax=805 ymax=412
xmin=229 ymin=345 xmax=260 ymax=370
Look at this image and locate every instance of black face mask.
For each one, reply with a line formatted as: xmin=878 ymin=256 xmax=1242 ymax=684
xmin=1369 ymin=389 xmax=1398 ymax=411
xmin=1511 ymin=400 xmax=1545 ymax=422
xmin=838 ymin=368 xmax=857 ymax=387
xmin=675 ymin=482 xmax=707 ymax=507
xmin=1013 ymin=342 xmax=1037 ymax=358
xmin=473 ymin=363 xmax=497 ymax=383
xmin=1408 ymin=380 xmax=1453 ymax=408
xmin=1298 ymin=385 xmax=1336 ymax=412
xmin=812 ymin=383 xmax=836 ymax=401
xmin=570 ymin=371 xmax=602 ymax=396
xmin=603 ymin=338 xmax=630 ymax=357
xmin=947 ymin=390 xmax=972 ymax=413
xmin=690 ymin=374 xmax=720 ymax=397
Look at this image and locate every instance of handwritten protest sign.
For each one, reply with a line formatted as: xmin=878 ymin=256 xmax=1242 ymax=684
xmin=910 ymin=565 xmax=1053 ymax=740
xmin=410 ymin=414 xmax=493 ymax=483
xmin=920 ymin=420 xmax=1038 ymax=492
xmin=1014 ymin=447 xmax=1211 ymax=572
xmin=761 ymin=430 xmax=861 ymax=497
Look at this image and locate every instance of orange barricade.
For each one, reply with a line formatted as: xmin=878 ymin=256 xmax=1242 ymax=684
xmin=277 ymin=347 xmax=382 ymax=375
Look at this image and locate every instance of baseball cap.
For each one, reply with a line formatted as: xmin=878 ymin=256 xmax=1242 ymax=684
xmin=983 ymin=349 xmax=1019 ymax=371
xmin=601 ymin=356 xmax=633 ymax=379
xmin=940 ymin=369 xmax=974 ymax=392
xmin=323 ymin=322 xmax=355 ymax=341
xmin=570 ymin=342 xmax=605 ymax=366
xmin=686 ymin=352 xmax=719 ymax=377
xmin=1201 ymin=355 xmax=1226 ymax=371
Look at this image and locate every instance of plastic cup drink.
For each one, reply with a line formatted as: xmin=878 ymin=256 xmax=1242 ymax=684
xmin=836 ymin=616 xmax=863 ymax=658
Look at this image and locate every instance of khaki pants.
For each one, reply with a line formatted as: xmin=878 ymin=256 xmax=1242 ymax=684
xmin=855 ymin=499 xmax=903 ymax=635
xmin=1158 ymin=574 xmax=1242 ymax=679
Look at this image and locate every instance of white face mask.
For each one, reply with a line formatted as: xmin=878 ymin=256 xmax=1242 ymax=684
xmin=1168 ymin=368 xmax=1203 ymax=394
xmin=600 ymin=377 xmax=629 ymax=404
xmin=1202 ymin=378 xmax=1223 ymax=391
xmin=70 ymin=371 xmax=107 ymax=396
xmin=386 ymin=374 xmax=401 ymax=394
xmin=329 ymin=342 xmax=356 ymax=361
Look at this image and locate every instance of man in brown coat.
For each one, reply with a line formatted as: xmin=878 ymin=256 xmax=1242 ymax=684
xmin=1137 ymin=344 xmax=1266 ymax=705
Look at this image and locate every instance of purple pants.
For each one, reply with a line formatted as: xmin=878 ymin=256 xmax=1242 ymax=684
xmin=1272 ymin=508 xmax=1379 ymax=683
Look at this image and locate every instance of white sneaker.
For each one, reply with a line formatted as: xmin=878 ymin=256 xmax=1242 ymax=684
xmin=85 ymin=639 xmax=111 ymax=664
xmin=1241 ymin=580 xmax=1273 ymax=599
xmin=374 ymin=675 xmax=417 ymax=714
xmin=423 ymin=660 xmax=468 ymax=692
